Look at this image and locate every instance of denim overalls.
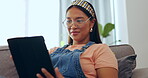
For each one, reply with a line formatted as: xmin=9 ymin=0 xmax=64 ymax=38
xmin=50 ymin=41 xmax=95 ymax=78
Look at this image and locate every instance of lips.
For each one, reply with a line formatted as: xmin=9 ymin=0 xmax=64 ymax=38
xmin=70 ymin=31 xmax=80 ymax=36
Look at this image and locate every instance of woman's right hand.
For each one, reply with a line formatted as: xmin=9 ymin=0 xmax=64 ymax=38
xmin=36 ymin=67 xmax=64 ymax=78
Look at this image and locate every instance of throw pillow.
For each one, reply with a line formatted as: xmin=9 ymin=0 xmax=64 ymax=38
xmin=118 ymin=54 xmax=137 ymax=78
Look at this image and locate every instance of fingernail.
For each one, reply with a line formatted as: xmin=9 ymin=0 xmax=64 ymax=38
xmin=41 ymin=68 xmax=46 ymax=72
xmin=41 ymin=68 xmax=45 ymax=70
xmin=36 ymin=73 xmax=40 ymax=77
xmin=55 ymin=67 xmax=59 ymax=70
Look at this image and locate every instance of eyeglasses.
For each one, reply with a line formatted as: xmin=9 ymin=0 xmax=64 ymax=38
xmin=62 ymin=17 xmax=91 ymax=28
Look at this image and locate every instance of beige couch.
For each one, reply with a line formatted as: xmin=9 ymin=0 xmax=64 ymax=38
xmin=0 ymin=44 xmax=148 ymax=78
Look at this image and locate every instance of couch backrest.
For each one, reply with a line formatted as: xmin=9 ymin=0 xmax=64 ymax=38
xmin=109 ymin=44 xmax=135 ymax=59
xmin=110 ymin=44 xmax=137 ymax=70
xmin=0 ymin=44 xmax=136 ymax=78
xmin=0 ymin=46 xmax=19 ymax=78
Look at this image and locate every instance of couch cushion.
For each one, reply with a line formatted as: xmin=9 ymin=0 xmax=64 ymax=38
xmin=0 ymin=46 xmax=19 ymax=78
xmin=109 ymin=44 xmax=137 ymax=78
xmin=109 ymin=44 xmax=136 ymax=68
xmin=118 ymin=54 xmax=137 ymax=78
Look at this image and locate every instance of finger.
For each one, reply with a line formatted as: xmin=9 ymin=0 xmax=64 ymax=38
xmin=10 ymin=55 xmax=13 ymax=59
xmin=55 ymin=67 xmax=64 ymax=78
xmin=41 ymin=68 xmax=54 ymax=78
xmin=36 ymin=73 xmax=44 ymax=78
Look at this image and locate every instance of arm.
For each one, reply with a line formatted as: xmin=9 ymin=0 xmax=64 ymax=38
xmin=96 ymin=67 xmax=118 ymax=78
xmin=93 ymin=44 xmax=118 ymax=78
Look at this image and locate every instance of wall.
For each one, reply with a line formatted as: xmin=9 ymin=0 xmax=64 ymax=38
xmin=126 ymin=0 xmax=148 ymax=68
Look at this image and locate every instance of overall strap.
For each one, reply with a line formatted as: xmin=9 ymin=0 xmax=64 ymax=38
xmin=61 ymin=41 xmax=95 ymax=52
xmin=61 ymin=44 xmax=70 ymax=49
xmin=80 ymin=41 xmax=95 ymax=52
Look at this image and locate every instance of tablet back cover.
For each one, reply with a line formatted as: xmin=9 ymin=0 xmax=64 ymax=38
xmin=7 ymin=36 xmax=56 ymax=78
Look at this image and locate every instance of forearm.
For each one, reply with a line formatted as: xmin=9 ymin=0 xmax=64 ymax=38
xmin=96 ymin=67 xmax=118 ymax=78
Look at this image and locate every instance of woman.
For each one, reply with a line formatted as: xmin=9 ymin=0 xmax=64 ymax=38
xmin=37 ymin=0 xmax=118 ymax=78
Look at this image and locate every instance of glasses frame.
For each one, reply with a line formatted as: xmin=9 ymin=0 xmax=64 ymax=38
xmin=62 ymin=17 xmax=91 ymax=28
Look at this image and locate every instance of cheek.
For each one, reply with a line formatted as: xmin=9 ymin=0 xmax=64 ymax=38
xmin=79 ymin=28 xmax=90 ymax=37
xmin=81 ymin=25 xmax=90 ymax=32
xmin=81 ymin=28 xmax=89 ymax=33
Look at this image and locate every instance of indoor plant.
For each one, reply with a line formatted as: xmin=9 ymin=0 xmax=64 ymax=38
xmin=98 ymin=23 xmax=121 ymax=44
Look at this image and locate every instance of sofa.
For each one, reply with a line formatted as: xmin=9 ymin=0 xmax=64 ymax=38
xmin=0 ymin=44 xmax=148 ymax=78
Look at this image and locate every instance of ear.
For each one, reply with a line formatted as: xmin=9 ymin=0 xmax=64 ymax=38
xmin=90 ymin=18 xmax=96 ymax=28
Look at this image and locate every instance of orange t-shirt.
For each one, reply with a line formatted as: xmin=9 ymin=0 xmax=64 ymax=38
xmin=49 ymin=44 xmax=118 ymax=78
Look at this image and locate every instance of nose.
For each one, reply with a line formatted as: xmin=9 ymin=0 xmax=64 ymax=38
xmin=70 ymin=22 xmax=79 ymax=28
xmin=70 ymin=23 xmax=77 ymax=28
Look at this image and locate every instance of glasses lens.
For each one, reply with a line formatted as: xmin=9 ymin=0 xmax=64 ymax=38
xmin=62 ymin=17 xmax=91 ymax=28
xmin=62 ymin=19 xmax=71 ymax=28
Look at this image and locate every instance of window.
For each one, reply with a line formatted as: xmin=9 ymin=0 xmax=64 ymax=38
xmin=0 ymin=0 xmax=25 ymax=46
xmin=0 ymin=0 xmax=60 ymax=49
xmin=113 ymin=0 xmax=129 ymax=44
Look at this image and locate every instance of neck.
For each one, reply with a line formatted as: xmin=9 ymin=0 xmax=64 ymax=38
xmin=72 ymin=40 xmax=90 ymax=45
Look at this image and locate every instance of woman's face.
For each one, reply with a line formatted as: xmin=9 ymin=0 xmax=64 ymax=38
xmin=66 ymin=7 xmax=94 ymax=44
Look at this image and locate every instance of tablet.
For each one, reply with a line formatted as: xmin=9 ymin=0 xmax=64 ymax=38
xmin=7 ymin=36 xmax=56 ymax=78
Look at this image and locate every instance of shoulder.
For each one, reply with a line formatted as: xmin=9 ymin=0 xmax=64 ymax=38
xmin=92 ymin=43 xmax=109 ymax=47
xmin=87 ymin=43 xmax=113 ymax=56
xmin=83 ymin=43 xmax=112 ymax=56
xmin=89 ymin=43 xmax=110 ymax=50
xmin=48 ymin=47 xmax=59 ymax=54
xmin=92 ymin=44 xmax=118 ymax=70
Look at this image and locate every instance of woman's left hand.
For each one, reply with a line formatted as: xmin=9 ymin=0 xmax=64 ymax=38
xmin=36 ymin=67 xmax=64 ymax=78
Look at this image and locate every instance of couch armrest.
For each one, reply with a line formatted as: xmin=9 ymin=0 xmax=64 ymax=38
xmin=132 ymin=68 xmax=148 ymax=78
xmin=0 ymin=46 xmax=19 ymax=78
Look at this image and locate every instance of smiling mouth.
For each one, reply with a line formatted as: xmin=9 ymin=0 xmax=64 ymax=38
xmin=71 ymin=31 xmax=79 ymax=36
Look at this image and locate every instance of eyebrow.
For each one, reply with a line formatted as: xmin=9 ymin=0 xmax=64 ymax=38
xmin=66 ymin=17 xmax=85 ymax=19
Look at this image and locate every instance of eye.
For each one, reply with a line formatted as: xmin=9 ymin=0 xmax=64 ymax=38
xmin=66 ymin=20 xmax=72 ymax=24
xmin=76 ymin=19 xmax=84 ymax=23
